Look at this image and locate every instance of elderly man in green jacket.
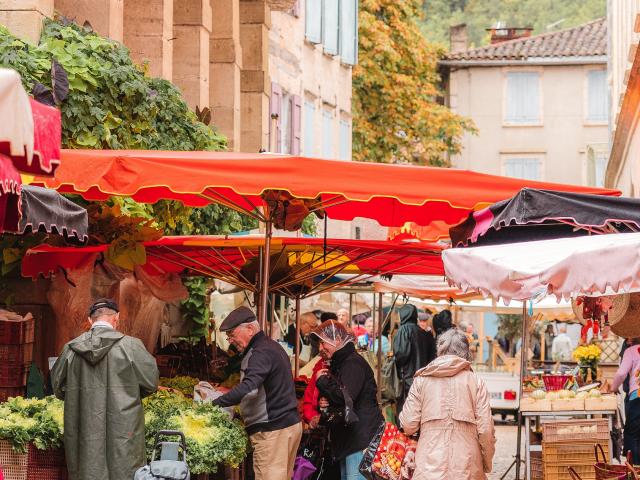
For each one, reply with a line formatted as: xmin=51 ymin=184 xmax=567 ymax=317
xmin=51 ymin=299 xmax=159 ymax=480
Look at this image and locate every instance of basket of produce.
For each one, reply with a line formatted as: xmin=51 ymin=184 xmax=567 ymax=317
xmin=543 ymin=374 xmax=572 ymax=391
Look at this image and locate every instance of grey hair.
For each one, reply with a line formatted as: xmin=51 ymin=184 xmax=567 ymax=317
xmin=437 ymin=328 xmax=472 ymax=362
xmin=90 ymin=307 xmax=117 ymax=321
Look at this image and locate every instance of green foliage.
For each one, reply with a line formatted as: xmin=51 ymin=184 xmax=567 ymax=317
xmin=354 ymin=0 xmax=475 ymax=164
xmin=0 ymin=397 xmax=64 ymax=453
xmin=421 ymin=0 xmax=605 ymax=48
xmin=159 ymin=376 xmax=200 ymax=396
xmin=181 ymin=277 xmax=211 ymax=339
xmin=0 ymin=19 xmax=226 ymax=151
xmin=143 ymin=391 xmax=248 ymax=473
xmin=497 ymin=314 xmax=522 ymax=346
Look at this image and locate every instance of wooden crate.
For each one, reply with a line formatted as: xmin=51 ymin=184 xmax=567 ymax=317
xmin=542 ymin=419 xmax=609 ymax=444
xmin=551 ymin=398 xmax=585 ymax=411
xmin=531 ymin=451 xmax=544 ymax=480
xmin=543 ymin=441 xmax=604 ymax=480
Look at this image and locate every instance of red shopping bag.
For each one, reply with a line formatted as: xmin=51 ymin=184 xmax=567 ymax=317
xmin=359 ymin=422 xmax=417 ymax=480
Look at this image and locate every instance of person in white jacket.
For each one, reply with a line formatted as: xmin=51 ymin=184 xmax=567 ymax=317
xmin=551 ymin=325 xmax=574 ymax=362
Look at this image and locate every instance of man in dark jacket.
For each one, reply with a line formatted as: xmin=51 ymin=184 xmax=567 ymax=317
xmin=51 ymin=299 xmax=159 ymax=480
xmin=212 ymin=306 xmax=302 ymax=480
xmin=312 ymin=320 xmax=383 ymax=478
xmin=393 ymin=304 xmax=436 ymax=413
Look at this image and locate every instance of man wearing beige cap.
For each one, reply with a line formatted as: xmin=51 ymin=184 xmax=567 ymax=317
xmin=212 ymin=306 xmax=302 ymax=480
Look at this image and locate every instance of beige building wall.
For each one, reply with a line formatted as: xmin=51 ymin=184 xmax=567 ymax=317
xmin=605 ymin=0 xmax=640 ymax=194
xmin=449 ymin=63 xmax=609 ymax=186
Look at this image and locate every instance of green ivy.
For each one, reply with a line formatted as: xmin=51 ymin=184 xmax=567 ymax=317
xmin=0 ymin=19 xmax=226 ymax=151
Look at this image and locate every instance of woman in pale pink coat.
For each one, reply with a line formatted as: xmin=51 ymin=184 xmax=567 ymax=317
xmin=399 ymin=329 xmax=496 ymax=479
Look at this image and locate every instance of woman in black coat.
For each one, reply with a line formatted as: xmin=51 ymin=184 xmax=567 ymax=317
xmin=312 ymin=320 xmax=383 ymax=480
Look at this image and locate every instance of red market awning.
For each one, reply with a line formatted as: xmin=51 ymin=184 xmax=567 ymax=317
xmin=22 ymin=236 xmax=445 ymax=298
xmin=0 ymin=69 xmax=61 ymax=177
xmin=31 ymin=150 xmax=620 ymax=228
xmin=0 ymin=155 xmax=22 ymax=232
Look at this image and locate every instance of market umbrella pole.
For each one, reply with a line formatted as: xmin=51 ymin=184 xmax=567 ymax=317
xmin=501 ymin=301 xmax=527 ymax=480
xmin=258 ymin=219 xmax=273 ymax=329
xmin=294 ymin=296 xmax=301 ymax=377
xmin=377 ymin=292 xmax=384 ymax=402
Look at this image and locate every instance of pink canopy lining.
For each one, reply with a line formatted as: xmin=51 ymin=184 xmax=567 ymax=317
xmin=442 ymin=232 xmax=640 ymax=303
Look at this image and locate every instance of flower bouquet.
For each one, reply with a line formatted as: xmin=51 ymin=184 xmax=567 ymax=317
xmin=572 ymin=344 xmax=602 ymax=382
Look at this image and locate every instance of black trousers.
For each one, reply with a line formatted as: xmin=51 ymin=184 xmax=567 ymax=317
xmin=625 ymin=397 xmax=640 ymax=463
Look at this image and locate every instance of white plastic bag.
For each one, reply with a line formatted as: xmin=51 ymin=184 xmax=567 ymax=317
xmin=193 ymin=381 xmax=234 ymax=417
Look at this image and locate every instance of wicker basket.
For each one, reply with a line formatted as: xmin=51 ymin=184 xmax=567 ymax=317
xmin=543 ymin=375 xmax=572 ymax=391
xmin=531 ymin=451 xmax=544 ymax=480
xmin=543 ymin=440 xmax=605 ymax=480
xmin=542 ymin=419 xmax=609 ymax=444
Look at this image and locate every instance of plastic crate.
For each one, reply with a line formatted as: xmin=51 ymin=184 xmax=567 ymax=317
xmin=543 ymin=441 xmax=605 ymax=465
xmin=0 ymin=365 xmax=29 ymax=388
xmin=543 ymin=419 xmax=610 ymax=443
xmin=0 ymin=386 xmax=25 ymax=402
xmin=0 ymin=344 xmax=33 ymax=366
xmin=0 ymin=440 xmax=28 ymax=480
xmin=25 ymin=466 xmax=68 ymax=480
xmin=0 ymin=318 xmax=34 ymax=345
xmin=27 ymin=445 xmax=65 ymax=468
xmin=531 ymin=451 xmax=544 ymax=480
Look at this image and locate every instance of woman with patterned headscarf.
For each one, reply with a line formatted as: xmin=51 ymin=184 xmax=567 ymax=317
xmin=311 ymin=320 xmax=383 ymax=480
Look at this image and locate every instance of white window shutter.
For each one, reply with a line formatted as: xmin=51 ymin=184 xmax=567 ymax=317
xmin=587 ymin=70 xmax=608 ymax=123
xmin=339 ymin=119 xmax=350 ymax=160
xmin=303 ymin=101 xmax=316 ymax=155
xmin=305 ymin=0 xmax=322 ymax=43
xmin=291 ymin=95 xmax=302 ymax=155
xmin=323 ymin=0 xmax=339 ymax=55
xmin=339 ymin=0 xmax=358 ymax=65
xmin=504 ymin=157 xmax=540 ymax=180
xmin=506 ymin=72 xmax=540 ymax=123
xmin=322 ymin=109 xmax=333 ymax=158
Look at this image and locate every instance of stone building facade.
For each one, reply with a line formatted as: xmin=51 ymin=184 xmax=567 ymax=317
xmin=0 ymin=0 xmax=357 ymax=157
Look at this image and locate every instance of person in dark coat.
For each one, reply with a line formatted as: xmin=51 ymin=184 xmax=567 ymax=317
xmin=393 ymin=304 xmax=436 ymax=413
xmin=312 ymin=320 xmax=383 ymax=480
xmin=433 ymin=309 xmax=453 ymax=338
xmin=51 ymin=299 xmax=159 ymax=480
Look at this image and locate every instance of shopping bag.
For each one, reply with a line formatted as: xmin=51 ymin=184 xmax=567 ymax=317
xmin=292 ymin=456 xmax=316 ymax=480
xmin=594 ymin=444 xmax=640 ymax=480
xmin=359 ymin=422 xmax=417 ymax=480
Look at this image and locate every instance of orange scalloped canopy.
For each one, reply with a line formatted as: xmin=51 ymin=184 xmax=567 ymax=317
xmin=31 ymin=150 xmax=620 ymax=228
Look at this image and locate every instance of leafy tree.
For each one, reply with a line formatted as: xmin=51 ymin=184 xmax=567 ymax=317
xmin=421 ymin=0 xmax=605 ymax=48
xmin=353 ymin=0 xmax=475 ymax=165
xmin=497 ymin=314 xmax=521 ymax=355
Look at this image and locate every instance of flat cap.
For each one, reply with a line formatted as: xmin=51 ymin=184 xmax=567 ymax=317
xmin=89 ymin=298 xmax=119 ymax=317
xmin=220 ymin=306 xmax=257 ymax=332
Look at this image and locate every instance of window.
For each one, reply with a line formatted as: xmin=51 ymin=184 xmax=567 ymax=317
xmin=339 ymin=119 xmax=350 ymax=160
xmin=587 ymin=70 xmax=608 ymax=123
xmin=322 ymin=108 xmax=333 ymax=159
xmin=322 ymin=0 xmax=339 ymax=55
xmin=339 ymin=0 xmax=358 ymax=65
xmin=305 ymin=0 xmax=322 ymax=43
xmin=505 ymin=72 xmax=541 ymax=124
xmin=503 ymin=157 xmax=541 ymax=180
xmin=587 ymin=144 xmax=609 ymax=187
xmin=280 ymin=93 xmax=292 ymax=154
xmin=303 ymin=100 xmax=316 ymax=155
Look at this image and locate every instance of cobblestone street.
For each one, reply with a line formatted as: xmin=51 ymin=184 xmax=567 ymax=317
xmin=489 ymin=423 xmax=523 ymax=480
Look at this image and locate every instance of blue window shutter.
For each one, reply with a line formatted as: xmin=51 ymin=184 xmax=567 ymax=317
xmin=339 ymin=119 xmax=350 ymax=160
xmin=339 ymin=0 xmax=358 ymax=65
xmin=587 ymin=70 xmax=608 ymax=122
xmin=305 ymin=0 xmax=322 ymax=43
xmin=323 ymin=0 xmax=339 ymax=55
xmin=303 ymin=101 xmax=316 ymax=155
xmin=506 ymin=72 xmax=540 ymax=123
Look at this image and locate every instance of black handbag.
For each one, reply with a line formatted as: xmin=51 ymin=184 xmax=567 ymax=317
xmin=319 ymin=376 xmax=360 ymax=427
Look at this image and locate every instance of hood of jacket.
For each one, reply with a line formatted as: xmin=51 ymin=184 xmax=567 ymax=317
xmin=417 ymin=355 xmax=471 ymax=378
xmin=69 ymin=327 xmax=125 ymax=365
xmin=398 ymin=304 xmax=418 ymax=326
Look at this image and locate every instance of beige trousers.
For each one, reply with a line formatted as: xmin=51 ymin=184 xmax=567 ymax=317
xmin=250 ymin=422 xmax=303 ymax=480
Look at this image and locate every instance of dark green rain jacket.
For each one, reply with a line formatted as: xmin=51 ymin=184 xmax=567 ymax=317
xmin=51 ymin=326 xmax=159 ymax=480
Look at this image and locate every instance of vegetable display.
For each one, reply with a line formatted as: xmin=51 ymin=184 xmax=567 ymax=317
xmin=0 ymin=392 xmax=247 ymax=474
xmin=159 ymin=376 xmax=200 ymax=396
